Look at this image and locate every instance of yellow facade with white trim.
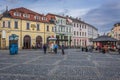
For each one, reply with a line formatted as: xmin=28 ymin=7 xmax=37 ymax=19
xmin=0 ymin=17 xmax=55 ymax=49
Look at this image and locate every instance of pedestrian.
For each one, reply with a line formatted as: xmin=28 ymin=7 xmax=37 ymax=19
xmin=43 ymin=44 xmax=47 ymax=54
xmin=54 ymin=43 xmax=58 ymax=54
xmin=82 ymin=47 xmax=84 ymax=52
xmin=61 ymin=44 xmax=65 ymax=55
xmin=117 ymin=44 xmax=120 ymax=54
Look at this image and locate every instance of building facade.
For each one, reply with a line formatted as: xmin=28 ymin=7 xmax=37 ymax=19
xmin=0 ymin=7 xmax=98 ymax=49
xmin=110 ymin=23 xmax=120 ymax=41
xmin=71 ymin=18 xmax=88 ymax=47
xmin=87 ymin=24 xmax=98 ymax=45
xmin=0 ymin=7 xmax=55 ymax=49
xmin=46 ymin=14 xmax=72 ymax=47
xmin=71 ymin=18 xmax=98 ymax=47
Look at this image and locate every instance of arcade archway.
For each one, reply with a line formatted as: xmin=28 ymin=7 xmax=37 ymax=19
xmin=23 ymin=35 xmax=31 ymax=49
xmin=36 ymin=36 xmax=42 ymax=48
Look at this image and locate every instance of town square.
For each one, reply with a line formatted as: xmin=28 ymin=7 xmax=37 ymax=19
xmin=0 ymin=0 xmax=120 ymax=80
xmin=0 ymin=49 xmax=120 ymax=80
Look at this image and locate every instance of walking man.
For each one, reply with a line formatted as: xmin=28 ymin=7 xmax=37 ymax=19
xmin=61 ymin=44 xmax=65 ymax=55
xmin=43 ymin=44 xmax=47 ymax=54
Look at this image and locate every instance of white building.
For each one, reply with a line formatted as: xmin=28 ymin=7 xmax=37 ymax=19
xmin=71 ymin=17 xmax=98 ymax=47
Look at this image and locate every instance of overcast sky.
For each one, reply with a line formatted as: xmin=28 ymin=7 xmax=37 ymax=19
xmin=0 ymin=0 xmax=120 ymax=34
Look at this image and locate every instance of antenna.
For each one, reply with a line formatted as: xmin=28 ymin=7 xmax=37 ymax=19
xmin=6 ymin=6 xmax=8 ymax=12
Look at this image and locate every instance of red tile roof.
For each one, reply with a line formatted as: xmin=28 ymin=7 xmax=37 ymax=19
xmin=9 ymin=7 xmax=49 ymax=23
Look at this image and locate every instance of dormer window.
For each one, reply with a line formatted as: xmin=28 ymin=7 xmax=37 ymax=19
xmin=41 ymin=17 xmax=44 ymax=20
xmin=23 ymin=14 xmax=30 ymax=18
xmin=42 ymin=17 xmax=47 ymax=21
xmin=34 ymin=16 xmax=40 ymax=20
xmin=14 ymin=12 xmax=21 ymax=17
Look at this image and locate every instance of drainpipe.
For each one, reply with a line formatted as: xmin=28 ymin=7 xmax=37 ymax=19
xmin=20 ymin=19 xmax=22 ymax=49
xmin=44 ymin=22 xmax=45 ymax=44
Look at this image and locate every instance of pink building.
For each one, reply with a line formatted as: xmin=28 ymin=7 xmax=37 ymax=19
xmin=71 ymin=18 xmax=88 ymax=47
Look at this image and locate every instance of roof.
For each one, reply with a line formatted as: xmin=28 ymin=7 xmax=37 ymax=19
xmin=70 ymin=17 xmax=84 ymax=23
xmin=47 ymin=13 xmax=66 ymax=19
xmin=0 ymin=7 xmax=50 ymax=23
xmin=70 ymin=17 xmax=98 ymax=30
xmin=10 ymin=7 xmax=43 ymax=16
xmin=0 ymin=9 xmax=12 ymax=18
xmin=92 ymin=35 xmax=118 ymax=42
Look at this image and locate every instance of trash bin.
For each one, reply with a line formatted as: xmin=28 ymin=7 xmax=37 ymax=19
xmin=9 ymin=34 xmax=19 ymax=55
xmin=9 ymin=43 xmax=18 ymax=55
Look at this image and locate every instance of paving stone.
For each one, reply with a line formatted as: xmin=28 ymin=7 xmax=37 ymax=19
xmin=91 ymin=57 xmax=120 ymax=61
xmin=59 ymin=60 xmax=95 ymax=67
xmin=67 ymin=55 xmax=88 ymax=60
xmin=50 ymin=66 xmax=98 ymax=79
xmin=0 ymin=64 xmax=13 ymax=69
xmin=0 ymin=64 xmax=53 ymax=76
xmin=96 ymin=61 xmax=120 ymax=67
xmin=0 ymin=75 xmax=46 ymax=80
xmin=0 ymin=49 xmax=120 ymax=80
xmin=97 ymin=67 xmax=120 ymax=78
xmin=0 ymin=58 xmax=31 ymax=64
xmin=29 ymin=59 xmax=58 ymax=65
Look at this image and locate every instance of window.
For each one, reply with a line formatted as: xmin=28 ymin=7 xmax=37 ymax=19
xmin=37 ymin=24 xmax=40 ymax=31
xmin=69 ymin=28 xmax=71 ymax=32
xmin=3 ymin=21 xmax=5 ymax=27
xmin=2 ymin=21 xmax=11 ymax=28
xmin=77 ymin=32 xmax=78 ymax=36
xmin=26 ymin=23 xmax=30 ymax=30
xmin=74 ymin=31 xmax=76 ymax=35
xmin=74 ymin=23 xmax=75 ymax=27
xmin=82 ymin=24 xmax=84 ymax=28
xmin=23 ymin=14 xmax=30 ymax=18
xmin=85 ymin=32 xmax=86 ymax=36
xmin=54 ymin=27 xmax=57 ymax=32
xmin=61 ymin=20 xmax=62 ymax=24
xmin=52 ymin=27 xmax=54 ymax=32
xmin=80 ymin=24 xmax=81 ymax=29
xmin=14 ymin=21 xmax=18 ymax=29
xmin=80 ymin=32 xmax=81 ymax=36
xmin=47 ymin=25 xmax=49 ymax=31
xmin=34 ymin=16 xmax=40 ymax=20
xmin=14 ymin=12 xmax=21 ymax=17
xmin=85 ymin=25 xmax=86 ymax=29
xmin=8 ymin=21 xmax=10 ymax=28
xmin=82 ymin=32 xmax=84 ymax=36
xmin=66 ymin=27 xmax=68 ymax=32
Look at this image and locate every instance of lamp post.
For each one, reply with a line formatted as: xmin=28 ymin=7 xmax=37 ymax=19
xmin=44 ymin=23 xmax=46 ymax=44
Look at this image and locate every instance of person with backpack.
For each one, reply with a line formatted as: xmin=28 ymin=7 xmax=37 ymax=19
xmin=54 ymin=43 xmax=58 ymax=54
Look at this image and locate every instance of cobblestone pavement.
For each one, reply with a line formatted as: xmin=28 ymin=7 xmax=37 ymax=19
xmin=0 ymin=49 xmax=120 ymax=80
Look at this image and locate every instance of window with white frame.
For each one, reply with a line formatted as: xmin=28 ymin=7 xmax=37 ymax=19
xmin=47 ymin=25 xmax=49 ymax=31
xmin=14 ymin=12 xmax=21 ymax=17
xmin=37 ymin=24 xmax=40 ymax=31
xmin=23 ymin=14 xmax=30 ymax=18
xmin=14 ymin=21 xmax=18 ymax=29
xmin=34 ymin=16 xmax=40 ymax=20
xmin=3 ymin=21 xmax=11 ymax=28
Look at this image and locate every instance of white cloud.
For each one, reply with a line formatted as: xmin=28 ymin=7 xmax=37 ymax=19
xmin=66 ymin=8 xmax=90 ymax=17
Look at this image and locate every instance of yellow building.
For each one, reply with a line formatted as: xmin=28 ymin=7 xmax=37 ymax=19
xmin=112 ymin=23 xmax=120 ymax=40
xmin=0 ymin=7 xmax=55 ymax=49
